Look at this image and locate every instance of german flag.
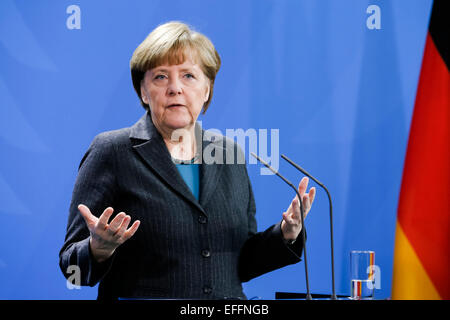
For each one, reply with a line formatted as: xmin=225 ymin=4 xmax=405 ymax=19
xmin=392 ymin=0 xmax=450 ymax=300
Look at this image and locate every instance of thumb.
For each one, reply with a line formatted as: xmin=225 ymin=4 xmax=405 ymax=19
xmin=78 ymin=204 xmax=97 ymax=229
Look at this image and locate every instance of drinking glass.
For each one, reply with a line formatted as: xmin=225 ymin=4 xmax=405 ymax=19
xmin=350 ymin=250 xmax=375 ymax=300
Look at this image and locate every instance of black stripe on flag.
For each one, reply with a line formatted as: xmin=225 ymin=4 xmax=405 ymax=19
xmin=429 ymin=0 xmax=450 ymax=70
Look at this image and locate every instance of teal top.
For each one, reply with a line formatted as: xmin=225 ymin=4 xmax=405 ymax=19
xmin=174 ymin=163 xmax=200 ymax=200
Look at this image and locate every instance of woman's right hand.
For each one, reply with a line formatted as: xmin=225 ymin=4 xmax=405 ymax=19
xmin=78 ymin=204 xmax=141 ymax=263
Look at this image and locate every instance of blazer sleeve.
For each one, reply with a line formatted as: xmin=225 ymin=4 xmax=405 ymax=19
xmin=59 ymin=133 xmax=118 ymax=287
xmin=238 ymin=166 xmax=306 ymax=283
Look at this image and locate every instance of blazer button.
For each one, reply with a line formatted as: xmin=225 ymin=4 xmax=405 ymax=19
xmin=198 ymin=215 xmax=207 ymax=224
xmin=201 ymin=249 xmax=211 ymax=258
xmin=203 ymin=286 xmax=212 ymax=294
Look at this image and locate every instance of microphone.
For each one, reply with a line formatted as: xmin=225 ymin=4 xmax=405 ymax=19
xmin=250 ymin=152 xmax=312 ymax=300
xmin=281 ymin=154 xmax=337 ymax=300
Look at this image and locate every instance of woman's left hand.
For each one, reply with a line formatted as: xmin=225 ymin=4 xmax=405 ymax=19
xmin=281 ymin=177 xmax=316 ymax=242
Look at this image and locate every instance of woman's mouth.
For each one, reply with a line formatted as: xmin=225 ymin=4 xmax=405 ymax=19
xmin=167 ymin=104 xmax=185 ymax=108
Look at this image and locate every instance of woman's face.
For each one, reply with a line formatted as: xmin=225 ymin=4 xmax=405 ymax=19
xmin=141 ymin=59 xmax=210 ymax=135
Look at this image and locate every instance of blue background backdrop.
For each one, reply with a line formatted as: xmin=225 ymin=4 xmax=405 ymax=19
xmin=0 ymin=0 xmax=433 ymax=299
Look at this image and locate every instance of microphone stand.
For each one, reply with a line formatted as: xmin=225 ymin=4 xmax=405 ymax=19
xmin=251 ymin=152 xmax=312 ymax=300
xmin=281 ymin=154 xmax=337 ymax=300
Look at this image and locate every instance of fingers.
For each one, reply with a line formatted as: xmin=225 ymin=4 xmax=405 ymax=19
xmin=289 ymin=177 xmax=310 ymax=209
xmin=287 ymin=190 xmax=312 ymax=222
xmin=283 ymin=183 xmax=315 ymax=240
xmin=301 ymin=187 xmax=316 ymax=212
xmin=112 ymin=214 xmax=130 ymax=237
xmin=108 ymin=212 xmax=126 ymax=233
xmin=294 ymin=197 xmax=307 ymax=221
xmin=88 ymin=206 xmax=139 ymax=239
xmin=79 ymin=204 xmax=140 ymax=257
xmin=283 ymin=210 xmax=293 ymax=225
xmin=284 ymin=198 xmax=301 ymax=224
xmin=97 ymin=207 xmax=114 ymax=229
xmin=308 ymin=187 xmax=316 ymax=204
xmin=298 ymin=177 xmax=309 ymax=197
xmin=122 ymin=220 xmax=141 ymax=241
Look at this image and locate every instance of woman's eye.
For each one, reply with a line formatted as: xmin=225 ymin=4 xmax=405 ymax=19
xmin=154 ymin=74 xmax=166 ymax=80
xmin=184 ymin=73 xmax=194 ymax=79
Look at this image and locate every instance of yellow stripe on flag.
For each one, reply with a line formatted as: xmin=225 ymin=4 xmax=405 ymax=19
xmin=392 ymin=223 xmax=441 ymax=300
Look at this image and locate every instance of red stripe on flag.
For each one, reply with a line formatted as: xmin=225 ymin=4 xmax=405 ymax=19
xmin=397 ymin=32 xmax=450 ymax=299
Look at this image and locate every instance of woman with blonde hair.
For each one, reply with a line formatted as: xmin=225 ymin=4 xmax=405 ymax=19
xmin=59 ymin=21 xmax=315 ymax=300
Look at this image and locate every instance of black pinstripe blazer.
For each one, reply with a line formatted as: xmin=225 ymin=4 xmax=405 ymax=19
xmin=59 ymin=112 xmax=305 ymax=300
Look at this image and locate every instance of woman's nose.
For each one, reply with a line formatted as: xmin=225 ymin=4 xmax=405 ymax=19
xmin=167 ymin=78 xmax=182 ymax=95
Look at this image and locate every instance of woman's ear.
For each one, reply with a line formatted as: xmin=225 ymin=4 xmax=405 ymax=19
xmin=204 ymin=82 xmax=210 ymax=102
xmin=140 ymin=79 xmax=149 ymax=104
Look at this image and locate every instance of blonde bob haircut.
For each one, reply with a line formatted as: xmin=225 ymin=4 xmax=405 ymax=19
xmin=130 ymin=21 xmax=221 ymax=113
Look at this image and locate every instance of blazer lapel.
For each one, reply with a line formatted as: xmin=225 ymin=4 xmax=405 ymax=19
xmin=199 ymin=131 xmax=224 ymax=208
xmin=129 ymin=113 xmax=205 ymax=214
